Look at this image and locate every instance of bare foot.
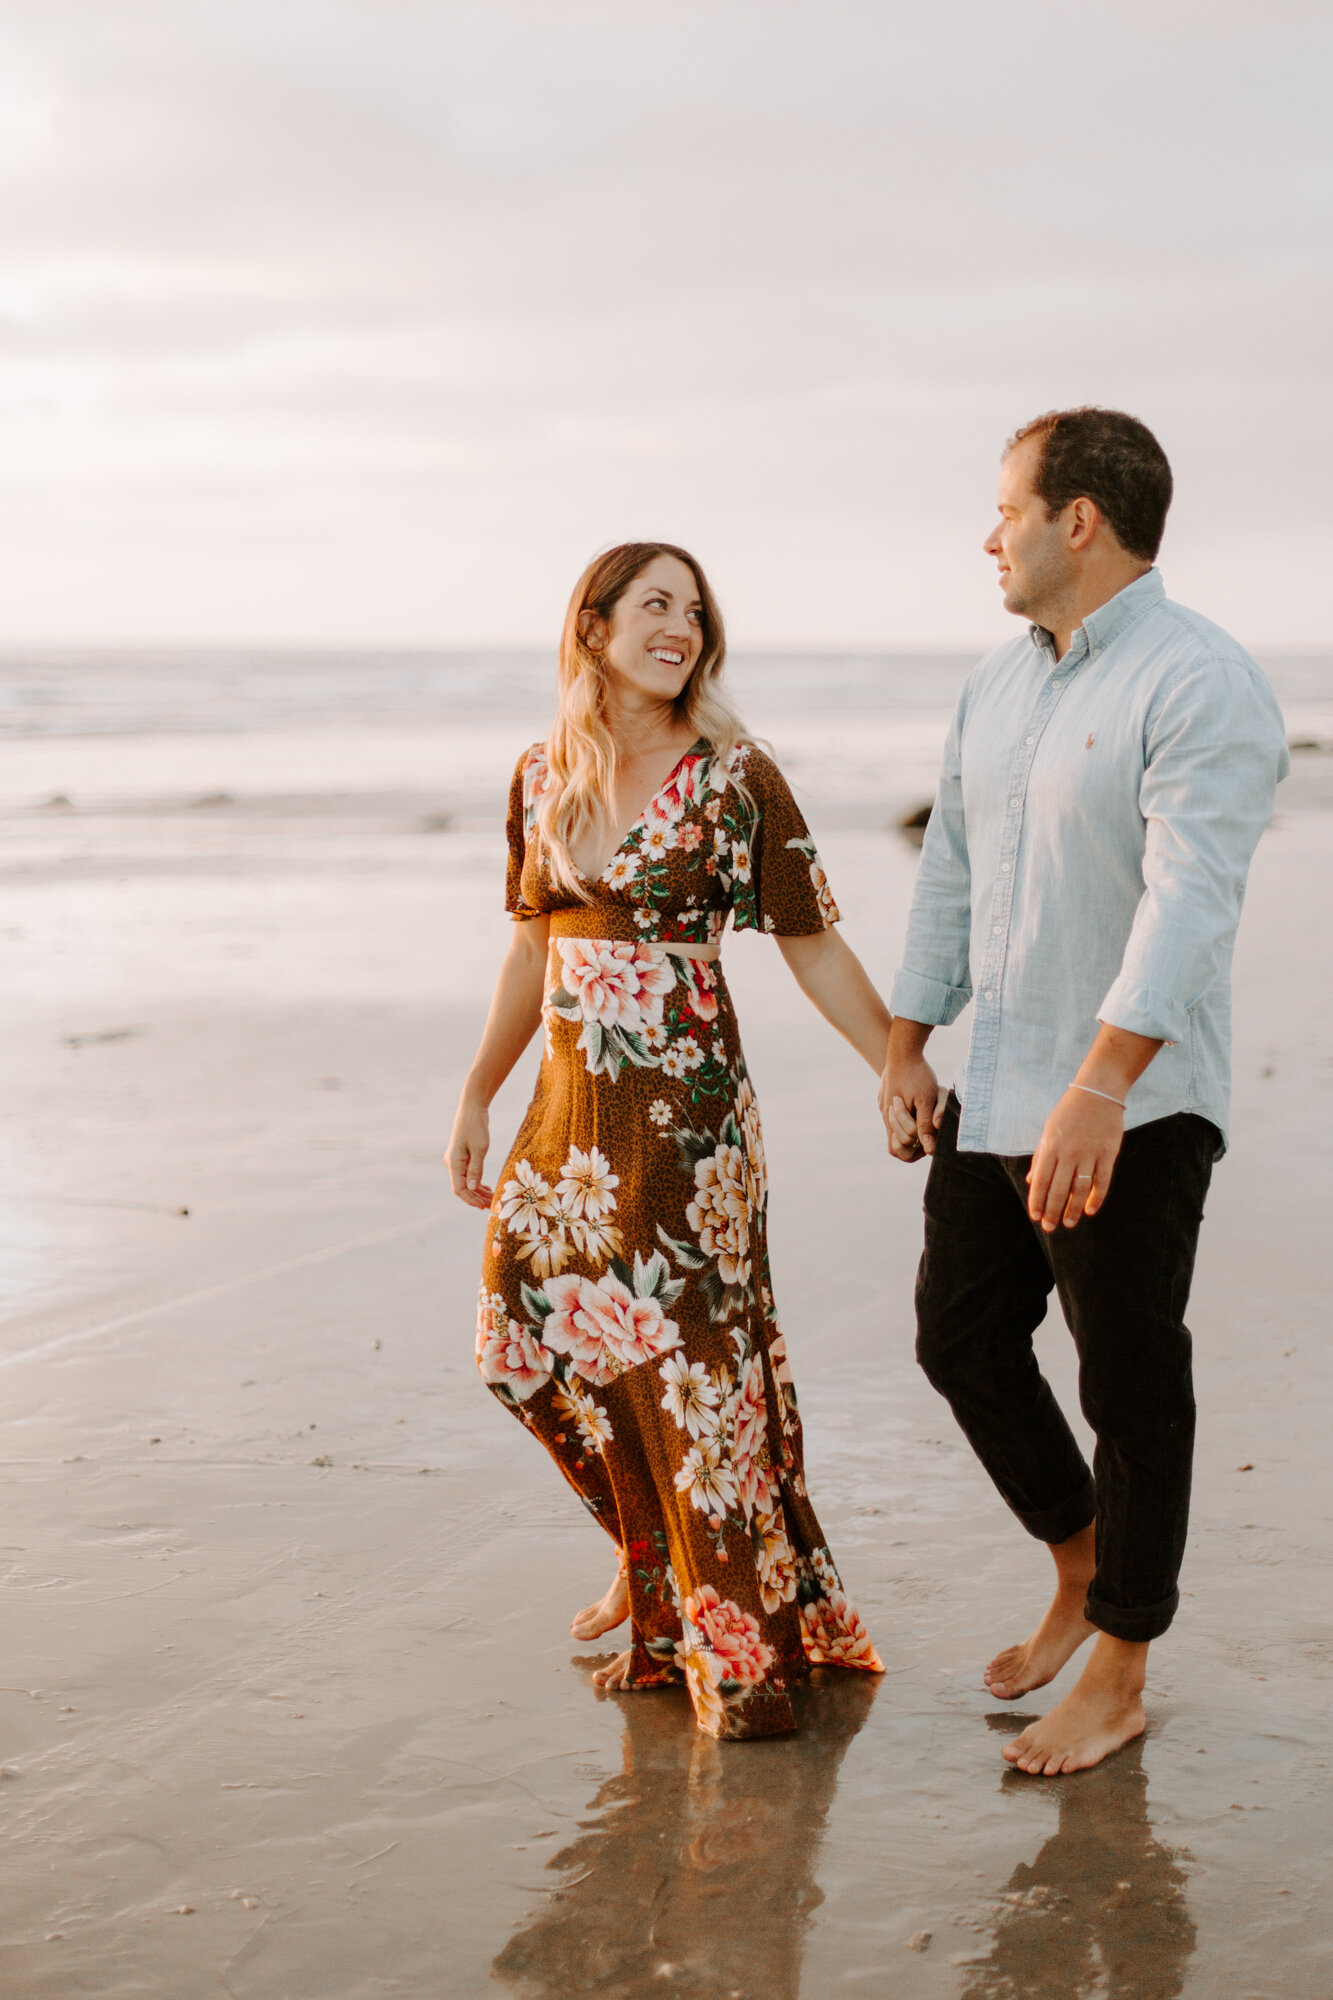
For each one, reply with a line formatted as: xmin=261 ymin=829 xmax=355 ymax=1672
xmin=592 ymin=1648 xmax=633 ymax=1692
xmin=1002 ymin=1634 xmax=1147 ymax=1776
xmin=984 ymin=1589 xmax=1095 ymax=1699
xmin=570 ymin=1559 xmax=629 ymax=1643
xmin=984 ymin=1520 xmax=1096 ymax=1700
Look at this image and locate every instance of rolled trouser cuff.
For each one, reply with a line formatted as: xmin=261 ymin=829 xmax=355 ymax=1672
xmin=1012 ymin=1473 xmax=1097 ymax=1547
xmin=1085 ymin=1586 xmax=1179 ymax=1644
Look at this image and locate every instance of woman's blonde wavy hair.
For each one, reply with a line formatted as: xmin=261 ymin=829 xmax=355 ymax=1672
xmin=536 ymin=542 xmax=751 ymax=898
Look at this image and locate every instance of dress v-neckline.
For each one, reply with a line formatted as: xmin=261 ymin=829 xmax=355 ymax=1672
xmin=577 ymin=737 xmax=707 ymax=885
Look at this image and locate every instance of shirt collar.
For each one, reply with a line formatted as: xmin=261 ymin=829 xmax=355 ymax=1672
xmin=1029 ymin=567 xmax=1164 ymax=662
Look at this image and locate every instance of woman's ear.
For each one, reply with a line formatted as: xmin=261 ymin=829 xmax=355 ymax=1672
xmin=578 ymin=608 xmax=606 ymax=653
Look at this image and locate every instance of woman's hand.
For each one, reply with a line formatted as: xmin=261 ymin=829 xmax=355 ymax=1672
xmin=447 ymin=1093 xmax=494 ymax=1209
xmin=446 ymin=915 xmax=549 ymax=1212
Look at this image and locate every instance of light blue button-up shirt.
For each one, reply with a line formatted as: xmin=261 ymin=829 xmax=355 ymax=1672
xmin=891 ymin=570 xmax=1289 ymax=1155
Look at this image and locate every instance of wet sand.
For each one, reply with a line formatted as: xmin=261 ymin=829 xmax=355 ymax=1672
xmin=1 ymin=767 xmax=1331 ymax=1997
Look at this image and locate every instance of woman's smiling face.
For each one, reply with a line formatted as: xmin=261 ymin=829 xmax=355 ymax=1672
xmin=593 ymin=553 xmax=704 ymax=706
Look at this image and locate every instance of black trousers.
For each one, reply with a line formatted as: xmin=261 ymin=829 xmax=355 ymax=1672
xmin=915 ymin=1093 xmax=1218 ymax=1643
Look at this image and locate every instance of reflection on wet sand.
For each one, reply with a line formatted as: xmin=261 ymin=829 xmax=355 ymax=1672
xmin=494 ymin=1668 xmax=879 ymax=1999
xmin=964 ymin=1726 xmax=1195 ymax=2000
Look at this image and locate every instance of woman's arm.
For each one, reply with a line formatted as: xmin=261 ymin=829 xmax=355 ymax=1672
xmin=447 ymin=916 xmax=550 ymax=1209
xmin=776 ymin=929 xmax=892 ymax=1074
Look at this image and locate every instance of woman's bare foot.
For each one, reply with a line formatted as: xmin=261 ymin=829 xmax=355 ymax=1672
xmin=570 ymin=1558 xmax=629 ymax=1642
xmin=1002 ymin=1634 xmax=1148 ymax=1776
xmin=984 ymin=1521 xmax=1097 ymax=1700
xmin=592 ymin=1648 xmax=633 ymax=1692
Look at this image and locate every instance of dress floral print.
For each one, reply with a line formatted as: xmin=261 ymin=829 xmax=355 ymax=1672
xmin=477 ymin=737 xmax=883 ymax=1739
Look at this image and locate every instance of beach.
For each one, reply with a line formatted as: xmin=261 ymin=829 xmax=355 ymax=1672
xmin=1 ymin=652 xmax=1331 ymax=1998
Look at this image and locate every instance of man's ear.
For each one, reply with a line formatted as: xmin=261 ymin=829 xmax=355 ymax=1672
xmin=1067 ymin=496 xmax=1102 ymax=552
xmin=578 ymin=608 xmax=606 ymax=652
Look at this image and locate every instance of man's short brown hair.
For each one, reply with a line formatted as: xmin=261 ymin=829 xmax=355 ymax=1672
xmin=1008 ymin=407 xmax=1173 ymax=562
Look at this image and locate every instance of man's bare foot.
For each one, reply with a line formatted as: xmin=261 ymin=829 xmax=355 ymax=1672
xmin=570 ymin=1559 xmax=629 ymax=1642
xmin=984 ymin=1592 xmax=1095 ymax=1699
xmin=984 ymin=1521 xmax=1097 ymax=1700
xmin=1002 ymin=1633 xmax=1148 ymax=1776
xmin=592 ymin=1648 xmax=632 ymax=1692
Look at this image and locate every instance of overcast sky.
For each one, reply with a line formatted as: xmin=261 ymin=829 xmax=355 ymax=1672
xmin=0 ymin=0 xmax=1329 ymax=649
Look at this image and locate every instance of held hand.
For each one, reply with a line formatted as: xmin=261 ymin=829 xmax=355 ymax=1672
xmin=447 ymin=1095 xmax=494 ymax=1210
xmin=878 ymin=1053 xmax=943 ymax=1163
xmin=1026 ymin=1087 xmax=1123 ymax=1232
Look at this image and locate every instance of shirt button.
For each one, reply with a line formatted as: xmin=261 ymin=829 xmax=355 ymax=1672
xmin=1025 ymin=735 xmax=1035 ymax=745
xmin=992 ymin=925 xmax=1002 ymax=935
xmin=985 ymin=989 xmax=996 ymax=1000
xmin=1001 ymin=862 xmax=1011 ymax=873
xmin=1010 ymin=797 xmax=1020 ymax=808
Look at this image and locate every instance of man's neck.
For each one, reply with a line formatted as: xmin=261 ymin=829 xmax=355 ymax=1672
xmin=1041 ymin=561 xmax=1152 ymax=661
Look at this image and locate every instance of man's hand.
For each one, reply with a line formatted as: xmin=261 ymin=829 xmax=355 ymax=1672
xmin=1026 ymin=1087 xmax=1123 ymax=1232
xmin=880 ymin=1019 xmax=943 ymax=1163
xmin=1026 ymin=1027 xmax=1162 ymax=1230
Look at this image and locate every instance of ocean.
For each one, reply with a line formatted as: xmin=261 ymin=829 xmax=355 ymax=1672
xmin=2 ymin=647 xmax=1328 ymax=844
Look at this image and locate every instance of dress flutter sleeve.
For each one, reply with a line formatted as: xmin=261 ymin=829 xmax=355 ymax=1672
xmin=727 ymin=748 xmax=840 ymax=936
xmin=505 ymin=745 xmax=546 ymax=920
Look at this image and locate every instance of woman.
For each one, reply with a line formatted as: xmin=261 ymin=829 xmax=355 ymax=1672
xmin=448 ymin=542 xmax=891 ymax=1740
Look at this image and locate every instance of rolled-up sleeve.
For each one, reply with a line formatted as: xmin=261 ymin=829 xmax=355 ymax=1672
xmin=1098 ymin=658 xmax=1289 ymax=1042
xmin=891 ymin=688 xmax=974 ymax=1026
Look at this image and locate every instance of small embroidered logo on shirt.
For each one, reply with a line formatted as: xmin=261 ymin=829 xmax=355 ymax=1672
xmin=1085 ymin=733 xmax=1096 ymax=749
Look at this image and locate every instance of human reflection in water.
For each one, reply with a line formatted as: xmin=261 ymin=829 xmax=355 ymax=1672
xmin=494 ymin=1669 xmax=878 ymax=1999
xmin=964 ymin=1729 xmax=1195 ymax=2000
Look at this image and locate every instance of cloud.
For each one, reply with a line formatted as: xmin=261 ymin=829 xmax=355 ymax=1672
xmin=0 ymin=0 xmax=1328 ymax=644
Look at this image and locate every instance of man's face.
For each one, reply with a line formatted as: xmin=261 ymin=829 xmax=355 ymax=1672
xmin=983 ymin=435 xmax=1075 ymax=622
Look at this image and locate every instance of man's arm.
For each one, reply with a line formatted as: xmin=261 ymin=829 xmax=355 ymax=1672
xmin=1099 ymin=657 xmax=1288 ymax=1046
xmin=1027 ymin=657 xmax=1288 ymax=1232
xmin=882 ymin=690 xmax=973 ymax=1160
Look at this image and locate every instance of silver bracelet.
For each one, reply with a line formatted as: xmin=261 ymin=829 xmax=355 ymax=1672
xmin=1071 ymin=1083 xmax=1126 ymax=1109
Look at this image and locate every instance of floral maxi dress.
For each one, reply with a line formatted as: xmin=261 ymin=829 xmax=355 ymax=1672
xmin=476 ymin=738 xmax=883 ymax=1739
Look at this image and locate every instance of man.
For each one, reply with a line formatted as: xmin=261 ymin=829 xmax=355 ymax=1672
xmin=881 ymin=408 xmax=1288 ymax=1775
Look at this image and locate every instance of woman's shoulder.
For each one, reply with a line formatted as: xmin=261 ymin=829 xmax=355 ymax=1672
xmin=712 ymin=738 xmax=788 ymax=801
xmin=507 ymin=743 xmax=555 ymax=838
xmin=511 ymin=740 xmax=551 ymax=795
